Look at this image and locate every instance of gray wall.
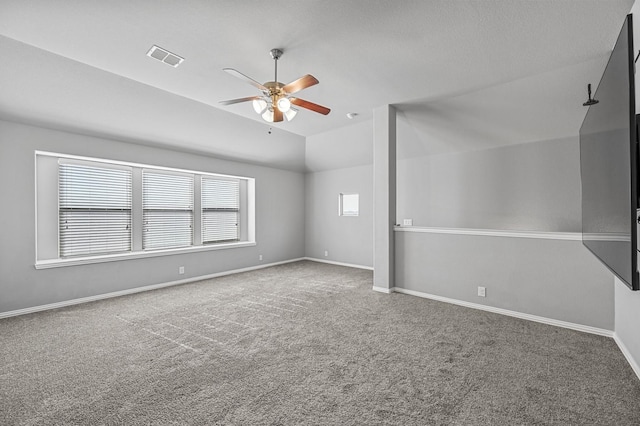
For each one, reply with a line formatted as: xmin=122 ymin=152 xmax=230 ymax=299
xmin=397 ymin=136 xmax=582 ymax=232
xmin=394 ymin=133 xmax=614 ymax=330
xmin=304 ymin=121 xmax=375 ymax=268
xmin=615 ymin=277 xmax=640 ymax=370
xmin=304 ymin=164 xmax=373 ymax=268
xmin=396 ymin=232 xmax=614 ymax=329
xmin=0 ymin=120 xmax=305 ymax=314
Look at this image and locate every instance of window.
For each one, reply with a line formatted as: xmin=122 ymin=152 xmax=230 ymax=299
xmin=35 ymin=151 xmax=255 ymax=268
xmin=202 ymin=177 xmax=240 ymax=244
xmin=143 ymin=171 xmax=194 ymax=250
xmin=59 ymin=162 xmax=132 ymax=257
xmin=339 ymin=193 xmax=359 ymax=217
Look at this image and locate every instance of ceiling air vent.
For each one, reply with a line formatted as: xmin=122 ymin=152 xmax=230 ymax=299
xmin=146 ymin=45 xmax=184 ymax=67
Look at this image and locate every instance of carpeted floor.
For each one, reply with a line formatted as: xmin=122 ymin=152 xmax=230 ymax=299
xmin=1 ymin=260 xmax=640 ymax=425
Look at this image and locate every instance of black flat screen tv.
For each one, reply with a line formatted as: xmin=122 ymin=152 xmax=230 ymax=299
xmin=580 ymin=14 xmax=639 ymax=290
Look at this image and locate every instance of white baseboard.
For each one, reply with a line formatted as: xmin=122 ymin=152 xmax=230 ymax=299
xmin=304 ymin=257 xmax=373 ymax=271
xmin=392 ymin=287 xmax=613 ymax=338
xmin=372 ymin=286 xmax=394 ymax=294
xmin=613 ymin=333 xmax=640 ymax=381
xmin=0 ymin=258 xmax=305 ymax=319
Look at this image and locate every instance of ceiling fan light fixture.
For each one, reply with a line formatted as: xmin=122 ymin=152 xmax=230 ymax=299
xmin=262 ymin=108 xmax=274 ymax=123
xmin=277 ymin=97 xmax=291 ymax=112
xmin=253 ymin=98 xmax=267 ymax=114
xmin=220 ymin=48 xmax=330 ymax=123
xmin=284 ymin=107 xmax=298 ymax=122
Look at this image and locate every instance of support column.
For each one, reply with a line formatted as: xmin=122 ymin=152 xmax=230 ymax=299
xmin=373 ymin=104 xmax=396 ymax=292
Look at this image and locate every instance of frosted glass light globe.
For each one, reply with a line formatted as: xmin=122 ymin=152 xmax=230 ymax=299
xmin=284 ymin=108 xmax=298 ymax=122
xmin=253 ymin=99 xmax=267 ymax=114
xmin=261 ymin=108 xmax=274 ymax=122
xmin=277 ymin=97 xmax=291 ymax=112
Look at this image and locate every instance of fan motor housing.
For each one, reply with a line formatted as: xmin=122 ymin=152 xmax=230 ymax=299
xmin=264 ymin=81 xmax=284 ymax=97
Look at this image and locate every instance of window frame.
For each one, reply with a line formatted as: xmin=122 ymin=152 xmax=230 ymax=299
xmin=34 ymin=151 xmax=256 ymax=269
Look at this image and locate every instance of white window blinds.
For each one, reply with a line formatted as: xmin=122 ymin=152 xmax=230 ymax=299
xmin=59 ymin=163 xmax=132 ymax=257
xmin=142 ymin=171 xmax=194 ymax=250
xmin=202 ymin=177 xmax=240 ymax=244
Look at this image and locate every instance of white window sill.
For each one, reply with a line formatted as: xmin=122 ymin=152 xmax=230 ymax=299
xmin=34 ymin=241 xmax=256 ymax=269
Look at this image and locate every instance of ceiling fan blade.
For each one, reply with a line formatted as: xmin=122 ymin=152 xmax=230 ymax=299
xmin=290 ymin=98 xmax=331 ymax=115
xmin=219 ymin=96 xmax=263 ymax=106
xmin=273 ymin=107 xmax=284 ymax=122
xmin=282 ymin=74 xmax=319 ymax=95
xmin=223 ymin=68 xmax=268 ymax=92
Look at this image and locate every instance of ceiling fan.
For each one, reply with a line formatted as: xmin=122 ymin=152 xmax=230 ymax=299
xmin=220 ymin=48 xmax=330 ymax=123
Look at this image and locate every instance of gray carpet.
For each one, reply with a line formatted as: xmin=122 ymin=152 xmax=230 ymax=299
xmin=1 ymin=260 xmax=640 ymax=425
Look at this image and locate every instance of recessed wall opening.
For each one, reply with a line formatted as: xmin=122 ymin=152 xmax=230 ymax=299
xmin=339 ymin=193 xmax=359 ymax=217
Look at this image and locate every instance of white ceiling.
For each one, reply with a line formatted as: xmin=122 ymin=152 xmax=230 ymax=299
xmin=396 ymin=54 xmax=613 ymax=159
xmin=0 ymin=0 xmax=635 ymax=170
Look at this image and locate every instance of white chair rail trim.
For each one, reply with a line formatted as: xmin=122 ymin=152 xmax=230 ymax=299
xmin=394 ymin=226 xmax=581 ymax=241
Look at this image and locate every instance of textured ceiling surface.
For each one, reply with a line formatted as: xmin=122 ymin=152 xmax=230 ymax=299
xmin=0 ymin=0 xmax=635 ymax=170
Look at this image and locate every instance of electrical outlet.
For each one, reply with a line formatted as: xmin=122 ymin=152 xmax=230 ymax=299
xmin=179 ymin=266 xmax=185 ymax=275
xmin=259 ymin=254 xmax=263 ymax=261
xmin=403 ymin=219 xmax=413 ymax=226
xmin=478 ymin=286 xmax=486 ymax=297
xmin=324 ymin=250 xmax=329 ymax=257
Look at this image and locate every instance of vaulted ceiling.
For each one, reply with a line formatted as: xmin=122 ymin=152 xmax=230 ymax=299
xmin=0 ymin=1 xmax=635 ymax=170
